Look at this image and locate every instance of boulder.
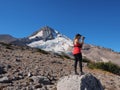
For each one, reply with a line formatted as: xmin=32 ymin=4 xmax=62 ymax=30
xmin=0 ymin=76 xmax=12 ymax=83
xmin=30 ymin=76 xmax=51 ymax=85
xmin=0 ymin=65 xmax=6 ymax=74
xmin=57 ymin=73 xmax=104 ymax=90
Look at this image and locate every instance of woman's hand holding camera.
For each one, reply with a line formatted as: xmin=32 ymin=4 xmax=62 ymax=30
xmin=82 ymin=36 xmax=85 ymax=40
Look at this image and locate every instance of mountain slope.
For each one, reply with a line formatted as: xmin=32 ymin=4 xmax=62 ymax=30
xmin=0 ymin=34 xmax=17 ymax=43
xmin=82 ymin=44 xmax=120 ymax=66
xmin=0 ymin=42 xmax=120 ymax=90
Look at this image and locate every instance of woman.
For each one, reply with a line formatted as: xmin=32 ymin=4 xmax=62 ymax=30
xmin=72 ymin=34 xmax=85 ymax=75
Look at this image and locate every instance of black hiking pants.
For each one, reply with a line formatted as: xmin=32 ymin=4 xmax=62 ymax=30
xmin=74 ymin=53 xmax=83 ymax=73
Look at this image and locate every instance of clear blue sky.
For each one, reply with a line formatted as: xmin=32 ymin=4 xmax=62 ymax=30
xmin=0 ymin=0 xmax=120 ymax=52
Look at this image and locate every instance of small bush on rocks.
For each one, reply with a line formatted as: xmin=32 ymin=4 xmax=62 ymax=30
xmin=82 ymin=58 xmax=91 ymax=63
xmin=88 ymin=61 xmax=120 ymax=75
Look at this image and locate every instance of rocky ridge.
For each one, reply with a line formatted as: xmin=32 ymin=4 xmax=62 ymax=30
xmin=0 ymin=42 xmax=120 ymax=90
xmin=0 ymin=34 xmax=17 ymax=43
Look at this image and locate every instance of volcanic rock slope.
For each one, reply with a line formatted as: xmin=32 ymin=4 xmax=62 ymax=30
xmin=0 ymin=42 xmax=120 ymax=90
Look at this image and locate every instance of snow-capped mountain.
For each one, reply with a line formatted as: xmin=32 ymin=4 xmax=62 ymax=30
xmin=27 ymin=26 xmax=73 ymax=54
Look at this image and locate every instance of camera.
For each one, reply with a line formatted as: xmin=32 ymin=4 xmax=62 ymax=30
xmin=82 ymin=36 xmax=85 ymax=40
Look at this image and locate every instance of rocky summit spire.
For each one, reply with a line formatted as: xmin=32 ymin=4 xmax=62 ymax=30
xmin=29 ymin=26 xmax=58 ymax=41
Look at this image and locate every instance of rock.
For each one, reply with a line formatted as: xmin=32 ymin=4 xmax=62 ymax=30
xmin=0 ymin=76 xmax=12 ymax=83
xmin=57 ymin=73 xmax=104 ymax=90
xmin=34 ymin=84 xmax=42 ymax=89
xmin=28 ymin=72 xmax=33 ymax=77
xmin=16 ymin=58 xmax=21 ymax=62
xmin=6 ymin=64 xmax=12 ymax=69
xmin=0 ymin=65 xmax=6 ymax=74
xmin=46 ymin=85 xmax=57 ymax=90
xmin=31 ymin=76 xmax=51 ymax=85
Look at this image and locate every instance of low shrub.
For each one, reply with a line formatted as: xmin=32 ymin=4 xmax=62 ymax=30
xmin=88 ymin=61 xmax=120 ymax=75
xmin=82 ymin=58 xmax=91 ymax=63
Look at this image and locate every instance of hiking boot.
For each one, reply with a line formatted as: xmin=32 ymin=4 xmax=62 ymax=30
xmin=80 ymin=72 xmax=84 ymax=75
xmin=75 ymin=72 xmax=79 ymax=75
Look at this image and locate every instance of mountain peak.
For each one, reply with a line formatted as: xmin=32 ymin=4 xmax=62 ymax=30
xmin=42 ymin=26 xmax=54 ymax=30
xmin=29 ymin=26 xmax=59 ymax=40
